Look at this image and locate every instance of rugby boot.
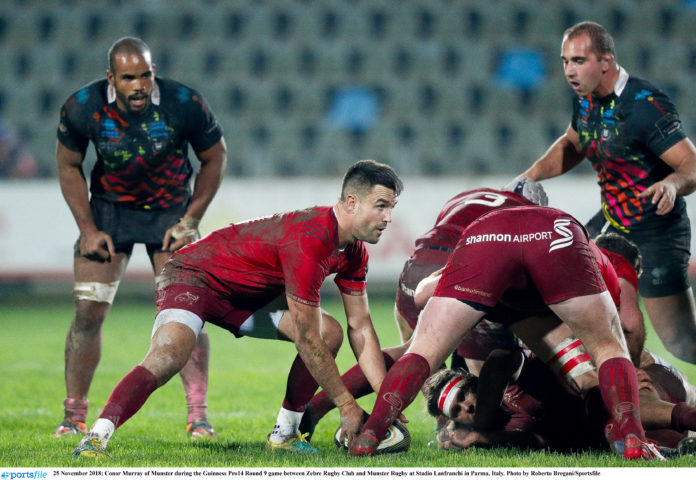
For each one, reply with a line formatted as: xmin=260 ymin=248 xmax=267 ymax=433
xmin=54 ymin=420 xmax=87 ymax=437
xmin=187 ymin=419 xmax=216 ymax=440
xmin=72 ymin=434 xmax=109 ymax=458
xmin=623 ymin=434 xmax=666 ymax=461
xmin=266 ymin=432 xmax=318 ymax=453
xmin=350 ymin=430 xmax=379 ymax=457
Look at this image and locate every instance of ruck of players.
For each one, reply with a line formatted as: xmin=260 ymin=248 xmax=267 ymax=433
xmin=54 ymin=19 xmax=696 ymax=464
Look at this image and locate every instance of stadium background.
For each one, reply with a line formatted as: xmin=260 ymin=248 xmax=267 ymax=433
xmin=3 ymin=0 xmax=696 ymax=296
xmin=3 ymin=1 xmax=696 ymax=468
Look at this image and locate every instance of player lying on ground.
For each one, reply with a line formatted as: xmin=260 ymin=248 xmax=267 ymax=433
xmin=424 ymin=358 xmax=696 ymax=457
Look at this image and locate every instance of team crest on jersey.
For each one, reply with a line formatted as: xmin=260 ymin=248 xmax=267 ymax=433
xmin=174 ymin=291 xmax=200 ymax=306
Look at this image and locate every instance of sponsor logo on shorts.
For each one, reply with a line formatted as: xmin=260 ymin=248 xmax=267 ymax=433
xmin=174 ymin=291 xmax=200 ymax=306
xmin=464 ymin=231 xmax=552 ymax=245
xmin=399 ymin=282 xmax=415 ymax=298
xmin=453 ymin=285 xmax=491 ymax=298
xmin=549 ymin=219 xmax=574 ymax=252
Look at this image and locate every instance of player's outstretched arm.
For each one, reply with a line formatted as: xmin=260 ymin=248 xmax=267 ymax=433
xmin=341 ymin=292 xmax=387 ymax=394
xmin=519 ymin=124 xmax=584 ymax=182
xmin=287 ymin=296 xmax=366 ymax=444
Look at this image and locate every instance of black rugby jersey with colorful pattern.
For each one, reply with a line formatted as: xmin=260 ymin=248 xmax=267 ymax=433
xmin=571 ymin=68 xmax=686 ymax=232
xmin=57 ymin=77 xmax=223 ymax=210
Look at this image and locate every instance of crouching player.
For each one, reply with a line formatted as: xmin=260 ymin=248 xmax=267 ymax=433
xmin=71 ymin=160 xmax=402 ymax=457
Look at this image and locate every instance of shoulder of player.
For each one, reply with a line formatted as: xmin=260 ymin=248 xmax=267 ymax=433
xmin=622 ymin=76 xmax=674 ymax=104
xmin=61 ymin=78 xmax=108 ymax=112
xmin=156 ymin=77 xmax=205 ymax=104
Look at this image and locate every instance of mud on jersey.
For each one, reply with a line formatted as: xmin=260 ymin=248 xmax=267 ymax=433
xmin=571 ymin=69 xmax=686 ymax=231
xmin=57 ymin=77 xmax=223 ymax=209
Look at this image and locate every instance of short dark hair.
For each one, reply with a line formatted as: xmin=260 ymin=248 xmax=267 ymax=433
xmin=108 ymin=37 xmax=152 ymax=73
xmin=563 ymin=21 xmax=616 ymax=60
xmin=594 ymin=232 xmax=642 ymax=276
xmin=340 ymin=159 xmax=403 ymax=201
xmin=422 ymin=368 xmax=477 ymax=418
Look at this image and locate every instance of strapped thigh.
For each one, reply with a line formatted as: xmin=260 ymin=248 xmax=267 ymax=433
xmin=73 ymin=281 xmax=120 ymax=304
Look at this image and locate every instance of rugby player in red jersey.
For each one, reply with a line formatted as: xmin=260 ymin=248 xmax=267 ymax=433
xmin=351 ymin=206 xmax=662 ymax=460
xmin=297 ymin=181 xmax=547 ymax=436
xmin=71 ymin=159 xmax=402 ymax=457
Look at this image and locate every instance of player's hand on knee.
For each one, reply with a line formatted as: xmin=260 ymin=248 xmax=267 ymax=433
xmin=81 ymin=231 xmax=115 ymax=262
xmin=162 ymin=215 xmax=200 ymax=252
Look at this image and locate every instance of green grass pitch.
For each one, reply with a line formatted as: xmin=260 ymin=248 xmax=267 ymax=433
xmin=1 ymin=294 xmax=696 ymax=469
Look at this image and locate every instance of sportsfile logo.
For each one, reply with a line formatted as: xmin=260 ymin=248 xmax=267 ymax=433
xmin=549 ymin=219 xmax=574 ymax=252
xmin=1 ymin=472 xmax=47 ymax=479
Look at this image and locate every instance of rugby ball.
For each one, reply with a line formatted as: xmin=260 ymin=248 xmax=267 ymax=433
xmin=334 ymin=420 xmax=411 ymax=454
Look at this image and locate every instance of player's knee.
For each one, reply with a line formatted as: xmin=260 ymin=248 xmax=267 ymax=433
xmin=72 ymin=303 xmax=108 ymax=332
xmin=145 ymin=324 xmax=197 ymax=382
xmin=321 ymin=312 xmax=343 ymax=353
xmin=662 ymin=339 xmax=696 ymax=364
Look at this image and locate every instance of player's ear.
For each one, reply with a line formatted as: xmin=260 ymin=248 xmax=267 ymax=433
xmin=344 ymin=193 xmax=359 ymax=214
xmin=152 ymin=63 xmax=157 ymax=76
xmin=600 ymin=53 xmax=613 ymax=72
xmin=106 ymin=69 xmax=114 ymax=85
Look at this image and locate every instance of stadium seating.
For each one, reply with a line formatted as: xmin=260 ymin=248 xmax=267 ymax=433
xmin=1 ymin=0 xmax=696 ymax=177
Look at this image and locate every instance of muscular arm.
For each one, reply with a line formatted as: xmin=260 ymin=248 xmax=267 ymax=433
xmin=287 ymin=296 xmax=365 ymax=440
xmin=473 ymin=349 xmax=524 ymax=431
xmin=56 ymin=140 xmax=114 ymax=261
xmin=163 ymin=138 xmax=227 ymax=251
xmin=638 ymin=138 xmax=696 ymax=215
xmin=519 ymin=124 xmax=585 ymax=181
xmin=442 ymin=422 xmax=544 ymax=451
xmin=341 ymin=292 xmax=387 ymax=393
xmin=186 ymin=138 xmax=227 ymax=220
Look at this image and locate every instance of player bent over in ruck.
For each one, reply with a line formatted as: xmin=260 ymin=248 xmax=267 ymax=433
xmin=351 ymin=206 xmax=663 ymax=460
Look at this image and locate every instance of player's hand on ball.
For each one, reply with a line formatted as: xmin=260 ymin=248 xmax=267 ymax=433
xmin=337 ymin=402 xmax=367 ymax=447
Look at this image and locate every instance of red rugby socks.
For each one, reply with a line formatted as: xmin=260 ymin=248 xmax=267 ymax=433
xmin=99 ymin=365 xmax=159 ymax=428
xmin=282 ymin=354 xmax=320 ymax=412
xmin=597 ymin=357 xmax=646 ymax=441
xmin=359 ymin=353 xmax=430 ymax=442
xmin=63 ymin=397 xmax=89 ymax=424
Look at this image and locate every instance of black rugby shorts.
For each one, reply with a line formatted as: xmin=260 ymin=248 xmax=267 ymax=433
xmin=74 ymin=197 xmax=189 ymax=257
